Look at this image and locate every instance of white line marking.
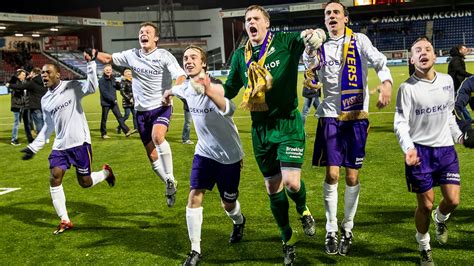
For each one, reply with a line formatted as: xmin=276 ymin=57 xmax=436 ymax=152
xmin=0 ymin=188 xmax=21 ymax=195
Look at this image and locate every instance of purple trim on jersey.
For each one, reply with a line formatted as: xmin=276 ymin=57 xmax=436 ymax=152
xmin=48 ymin=143 xmax=92 ymax=176
xmin=405 ymin=144 xmax=460 ymax=193
xmin=189 ymin=154 xmax=241 ymax=203
xmin=312 ymin=117 xmax=368 ymax=169
xmin=136 ymin=106 xmax=173 ymax=145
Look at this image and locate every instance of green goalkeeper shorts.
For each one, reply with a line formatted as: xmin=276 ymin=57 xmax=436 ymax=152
xmin=251 ymin=109 xmax=305 ymax=177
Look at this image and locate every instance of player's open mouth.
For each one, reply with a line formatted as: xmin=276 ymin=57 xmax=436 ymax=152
xmin=249 ymin=26 xmax=258 ymax=36
xmin=329 ymin=20 xmax=337 ymax=26
xmin=185 ymin=65 xmax=194 ymax=71
xmin=419 ymin=57 xmax=429 ymax=63
xmin=140 ymin=37 xmax=149 ymax=43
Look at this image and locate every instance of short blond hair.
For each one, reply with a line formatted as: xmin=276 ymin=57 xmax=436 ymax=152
xmin=139 ymin=22 xmax=160 ymax=37
xmin=245 ymin=5 xmax=270 ymax=22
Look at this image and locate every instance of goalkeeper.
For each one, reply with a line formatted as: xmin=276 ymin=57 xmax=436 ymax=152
xmin=394 ymin=37 xmax=465 ymax=265
xmin=223 ymin=4 xmax=325 ymax=265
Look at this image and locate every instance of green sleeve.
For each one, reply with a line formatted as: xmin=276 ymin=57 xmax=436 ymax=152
xmin=224 ymin=49 xmax=245 ymax=100
xmin=280 ymin=31 xmax=305 ymax=57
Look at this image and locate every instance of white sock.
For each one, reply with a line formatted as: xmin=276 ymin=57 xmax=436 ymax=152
xmin=186 ymin=207 xmax=203 ymax=254
xmin=151 ymin=160 xmax=168 ymax=183
xmin=435 ymin=206 xmax=450 ymax=223
xmin=90 ymin=169 xmax=108 ymax=187
xmin=50 ymin=185 xmax=69 ymax=222
xmin=416 ymin=231 xmax=431 ymax=251
xmin=155 ymin=140 xmax=175 ymax=182
xmin=342 ymin=183 xmax=360 ymax=232
xmin=324 ymin=182 xmax=338 ymax=232
xmin=225 ymin=200 xmax=244 ymax=224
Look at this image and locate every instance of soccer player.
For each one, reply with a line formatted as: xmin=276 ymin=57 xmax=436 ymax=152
xmin=20 ymin=53 xmax=116 ymax=235
xmin=163 ymin=45 xmax=245 ymax=266
xmin=93 ymin=22 xmax=186 ymax=207
xmin=304 ymin=0 xmax=393 ymax=256
xmin=394 ymin=37 xmax=463 ymax=266
xmin=223 ymin=5 xmax=318 ymax=265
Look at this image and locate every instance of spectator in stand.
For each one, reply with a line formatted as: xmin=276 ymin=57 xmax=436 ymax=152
xmin=98 ymin=64 xmax=131 ymax=139
xmin=6 ymin=69 xmax=27 ymax=146
xmin=448 ymin=44 xmax=473 ymax=122
xmin=117 ymin=68 xmax=137 ymax=134
xmin=8 ymin=68 xmax=47 ymax=138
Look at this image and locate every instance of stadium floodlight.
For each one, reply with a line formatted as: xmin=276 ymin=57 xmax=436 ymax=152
xmin=32 ymin=33 xmax=40 ymax=37
xmin=50 ymin=27 xmax=59 ymax=31
xmin=15 ymin=33 xmax=23 ymax=37
xmin=0 ymin=26 xmax=6 ymax=30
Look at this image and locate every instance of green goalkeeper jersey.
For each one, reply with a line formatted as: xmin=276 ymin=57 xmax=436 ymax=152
xmin=224 ymin=31 xmax=305 ymax=122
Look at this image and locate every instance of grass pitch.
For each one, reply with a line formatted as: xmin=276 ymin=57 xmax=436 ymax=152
xmin=0 ymin=63 xmax=473 ymax=265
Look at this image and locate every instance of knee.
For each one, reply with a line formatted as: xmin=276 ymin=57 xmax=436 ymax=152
xmin=418 ymin=202 xmax=434 ymax=214
xmin=325 ymin=172 xmax=339 ymax=184
xmin=445 ymin=197 xmax=460 ymax=209
xmin=78 ymin=178 xmax=92 ymax=188
xmin=345 ymin=175 xmax=359 ymax=186
xmin=221 ymin=200 xmax=236 ymax=212
xmin=153 ymin=134 xmax=165 ymax=145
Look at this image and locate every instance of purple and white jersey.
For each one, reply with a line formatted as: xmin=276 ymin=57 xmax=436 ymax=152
xmin=112 ymin=48 xmax=186 ymax=111
xmin=171 ymin=80 xmax=244 ymax=164
xmin=28 ymin=61 xmax=99 ymax=153
xmin=303 ymin=33 xmax=392 ymax=118
xmin=394 ymin=72 xmax=463 ymax=153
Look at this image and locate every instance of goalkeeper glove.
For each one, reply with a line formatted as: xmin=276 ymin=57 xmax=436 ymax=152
xmin=462 ymin=128 xmax=474 ymax=148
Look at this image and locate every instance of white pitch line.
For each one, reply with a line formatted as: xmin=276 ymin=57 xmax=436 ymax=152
xmin=0 ymin=187 xmax=21 ymax=195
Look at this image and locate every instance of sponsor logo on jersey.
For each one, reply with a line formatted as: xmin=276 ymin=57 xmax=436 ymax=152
xmin=51 ymin=99 xmax=72 ymax=115
xmin=415 ymin=104 xmax=448 ymax=115
xmin=131 ymin=66 xmax=160 ymax=75
xmin=264 ymin=60 xmax=280 ymax=71
xmin=321 ymin=60 xmax=342 ymax=67
xmin=189 ymin=106 xmax=215 ymax=115
xmin=267 ymin=47 xmax=276 ymax=56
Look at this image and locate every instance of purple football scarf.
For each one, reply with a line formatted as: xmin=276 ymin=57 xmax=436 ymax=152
xmin=340 ymin=28 xmax=364 ymax=117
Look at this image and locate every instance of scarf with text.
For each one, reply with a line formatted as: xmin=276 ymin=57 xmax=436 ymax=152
xmin=338 ymin=27 xmax=366 ymax=121
xmin=241 ymin=31 xmax=273 ymax=111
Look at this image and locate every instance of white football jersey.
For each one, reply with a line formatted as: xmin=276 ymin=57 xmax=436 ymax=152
xmin=303 ymin=32 xmax=392 ymax=118
xmin=394 ymin=72 xmax=463 ymax=152
xmin=171 ymin=80 xmax=244 ymax=164
xmin=28 ymin=61 xmax=99 ymax=153
xmin=112 ymin=48 xmax=186 ymax=111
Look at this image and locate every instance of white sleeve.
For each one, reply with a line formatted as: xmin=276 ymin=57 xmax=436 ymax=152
xmin=81 ymin=61 xmax=98 ymax=95
xmin=112 ymin=49 xmax=132 ymax=68
xmin=165 ymin=52 xmax=186 ymax=79
xmin=218 ymin=98 xmax=236 ymax=117
xmin=358 ymin=33 xmax=393 ymax=84
xmin=394 ymin=84 xmax=414 ymax=153
xmin=27 ymin=109 xmax=54 ymax=153
xmin=171 ymin=84 xmax=185 ymax=99
xmin=302 ymin=49 xmax=319 ymax=68
xmin=447 ymin=81 xmax=463 ymax=142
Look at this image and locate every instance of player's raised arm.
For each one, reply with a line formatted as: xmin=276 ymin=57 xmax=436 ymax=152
xmin=80 ymin=61 xmax=99 ymax=95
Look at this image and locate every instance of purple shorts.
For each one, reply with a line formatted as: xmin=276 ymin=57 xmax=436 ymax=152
xmin=405 ymin=144 xmax=460 ymax=193
xmin=189 ymin=154 xmax=242 ymax=203
xmin=312 ymin=117 xmax=368 ymax=169
xmin=136 ymin=106 xmax=173 ymax=145
xmin=48 ymin=143 xmax=92 ymax=176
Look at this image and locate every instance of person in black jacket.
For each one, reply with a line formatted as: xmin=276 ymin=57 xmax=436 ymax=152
xmin=6 ymin=69 xmax=27 ymax=145
xmin=8 ymin=67 xmax=47 ymax=140
xmin=117 ymin=68 xmax=137 ymax=134
xmin=454 ymin=76 xmax=474 ymax=133
xmin=448 ymin=44 xmax=473 ymax=122
xmin=98 ymin=64 xmax=131 ymax=139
